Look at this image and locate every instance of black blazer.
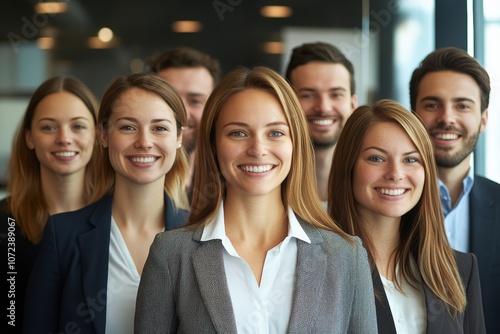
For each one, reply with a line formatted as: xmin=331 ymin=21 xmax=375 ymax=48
xmin=469 ymin=175 xmax=500 ymax=334
xmin=373 ymin=251 xmax=485 ymax=334
xmin=1 ymin=197 xmax=40 ymax=334
xmin=23 ymin=193 xmax=188 ymax=334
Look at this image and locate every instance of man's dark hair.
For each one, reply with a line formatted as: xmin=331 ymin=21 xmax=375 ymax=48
xmin=409 ymin=47 xmax=490 ymax=113
xmin=148 ymin=46 xmax=221 ymax=84
xmin=285 ymin=42 xmax=355 ymax=95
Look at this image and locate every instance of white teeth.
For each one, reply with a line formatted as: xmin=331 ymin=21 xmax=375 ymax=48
xmin=435 ymin=133 xmax=458 ymax=140
xmin=240 ymin=165 xmax=273 ymax=173
xmin=378 ymin=188 xmax=405 ymax=196
xmin=312 ymin=119 xmax=334 ymax=126
xmin=131 ymin=156 xmax=156 ymax=163
xmin=54 ymin=151 xmax=76 ymax=157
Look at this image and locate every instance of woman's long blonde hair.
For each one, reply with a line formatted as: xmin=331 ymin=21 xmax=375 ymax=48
xmin=7 ymin=76 xmax=101 ymax=243
xmin=328 ymin=99 xmax=466 ymax=317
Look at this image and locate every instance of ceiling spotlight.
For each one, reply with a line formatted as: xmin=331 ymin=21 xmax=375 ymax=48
xmin=98 ymin=27 xmax=114 ymax=42
xmin=263 ymin=41 xmax=284 ymax=54
xmin=34 ymin=2 xmax=68 ymax=14
xmin=172 ymin=21 xmax=202 ymax=33
xmin=260 ymin=6 xmax=292 ymax=18
xmin=37 ymin=37 xmax=55 ymax=49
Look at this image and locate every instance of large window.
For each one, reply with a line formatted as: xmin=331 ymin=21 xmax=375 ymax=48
xmin=483 ymin=0 xmax=500 ymax=183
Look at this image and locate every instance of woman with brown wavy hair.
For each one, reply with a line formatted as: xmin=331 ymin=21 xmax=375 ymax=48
xmin=24 ymin=73 xmax=189 ymax=334
xmin=328 ymin=99 xmax=485 ymax=333
xmin=0 ymin=76 xmax=100 ymax=333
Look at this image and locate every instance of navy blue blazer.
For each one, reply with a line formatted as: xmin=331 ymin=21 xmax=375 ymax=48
xmin=373 ymin=251 xmax=485 ymax=334
xmin=469 ymin=175 xmax=500 ymax=334
xmin=23 ymin=193 xmax=188 ymax=334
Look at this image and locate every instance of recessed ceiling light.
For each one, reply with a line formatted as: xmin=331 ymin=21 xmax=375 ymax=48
xmin=88 ymin=37 xmax=119 ymax=49
xmin=98 ymin=27 xmax=114 ymax=42
xmin=260 ymin=6 xmax=292 ymax=18
xmin=263 ymin=41 xmax=284 ymax=54
xmin=37 ymin=37 xmax=55 ymax=49
xmin=34 ymin=2 xmax=68 ymax=14
xmin=172 ymin=21 xmax=202 ymax=33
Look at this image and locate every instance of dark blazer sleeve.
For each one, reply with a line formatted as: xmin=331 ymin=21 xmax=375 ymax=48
xmin=469 ymin=175 xmax=500 ymax=334
xmin=455 ymin=251 xmax=486 ymax=334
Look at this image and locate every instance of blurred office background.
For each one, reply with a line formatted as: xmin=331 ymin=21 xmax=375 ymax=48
xmin=1 ymin=0 xmax=499 ymax=199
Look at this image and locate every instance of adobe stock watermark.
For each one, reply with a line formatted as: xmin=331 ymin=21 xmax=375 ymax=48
xmin=339 ymin=0 xmax=401 ymax=59
xmin=213 ymin=0 xmax=244 ymax=22
xmin=6 ymin=0 xmax=72 ymax=54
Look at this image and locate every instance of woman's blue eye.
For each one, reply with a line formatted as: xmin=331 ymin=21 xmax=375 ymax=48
xmin=368 ymin=156 xmax=383 ymax=162
xmin=270 ymin=130 xmax=284 ymax=137
xmin=230 ymin=131 xmax=245 ymax=137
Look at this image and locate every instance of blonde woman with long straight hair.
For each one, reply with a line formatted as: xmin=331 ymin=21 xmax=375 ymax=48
xmin=135 ymin=66 xmax=377 ymax=333
xmin=328 ymin=99 xmax=485 ymax=333
xmin=0 ymin=76 xmax=101 ymax=333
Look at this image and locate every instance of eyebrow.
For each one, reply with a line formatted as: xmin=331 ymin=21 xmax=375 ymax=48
xmin=37 ymin=116 xmax=91 ymax=123
xmin=115 ymin=117 xmax=173 ymax=124
xmin=222 ymin=121 xmax=289 ymax=129
xmin=363 ymin=146 xmax=420 ymax=156
xmin=297 ymin=87 xmax=347 ymax=93
xmin=419 ymin=96 xmax=476 ymax=105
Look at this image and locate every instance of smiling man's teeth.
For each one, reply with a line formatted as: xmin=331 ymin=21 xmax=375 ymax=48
xmin=435 ymin=133 xmax=458 ymax=140
xmin=312 ymin=119 xmax=334 ymax=126
xmin=55 ymin=152 xmax=76 ymax=157
xmin=131 ymin=157 xmax=156 ymax=163
xmin=378 ymin=188 xmax=405 ymax=196
xmin=240 ymin=165 xmax=272 ymax=173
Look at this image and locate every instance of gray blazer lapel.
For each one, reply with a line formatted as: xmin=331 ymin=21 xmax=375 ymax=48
xmin=287 ymin=221 xmax=327 ymax=333
xmin=192 ymin=236 xmax=238 ymax=333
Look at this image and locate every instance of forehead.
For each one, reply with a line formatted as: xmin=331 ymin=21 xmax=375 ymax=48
xmin=362 ymin=122 xmax=416 ymax=151
xmin=111 ymin=88 xmax=175 ymax=120
xmin=217 ymin=88 xmax=287 ymax=124
xmin=417 ymin=70 xmax=481 ymax=102
xmin=34 ymin=91 xmax=92 ymax=120
xmin=290 ymin=62 xmax=351 ymax=89
xmin=157 ymin=67 xmax=214 ymax=94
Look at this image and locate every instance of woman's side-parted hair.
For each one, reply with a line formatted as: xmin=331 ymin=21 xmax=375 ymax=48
xmin=95 ymin=73 xmax=189 ymax=210
xmin=328 ymin=99 xmax=466 ymax=316
xmin=7 ymin=76 xmax=100 ymax=243
xmin=186 ymin=65 xmax=349 ymax=238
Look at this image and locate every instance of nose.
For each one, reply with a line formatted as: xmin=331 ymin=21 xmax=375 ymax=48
xmin=384 ymin=161 xmax=404 ymax=181
xmin=437 ymin=103 xmax=456 ymax=125
xmin=56 ymin=128 xmax=72 ymax=145
xmin=314 ymin=95 xmax=333 ymax=113
xmin=246 ymin=137 xmax=267 ymax=158
xmin=134 ymin=129 xmax=153 ymax=150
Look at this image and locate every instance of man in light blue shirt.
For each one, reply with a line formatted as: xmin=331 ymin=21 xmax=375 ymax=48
xmin=409 ymin=47 xmax=500 ymax=334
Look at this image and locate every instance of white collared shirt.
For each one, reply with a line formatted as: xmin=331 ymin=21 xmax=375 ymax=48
xmin=201 ymin=202 xmax=311 ymax=334
xmin=439 ymin=169 xmax=474 ymax=252
xmin=106 ymin=218 xmax=140 ymax=334
xmin=380 ymin=256 xmax=426 ymax=334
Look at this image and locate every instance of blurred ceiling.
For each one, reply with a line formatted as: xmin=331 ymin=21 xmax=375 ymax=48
xmin=1 ymin=0 xmax=362 ymax=96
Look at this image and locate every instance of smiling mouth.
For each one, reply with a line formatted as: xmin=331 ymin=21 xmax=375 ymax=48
xmin=434 ymin=133 xmax=459 ymax=140
xmin=377 ymin=188 xmax=406 ymax=196
xmin=239 ymin=165 xmax=274 ymax=173
xmin=129 ymin=156 xmax=158 ymax=163
xmin=310 ymin=119 xmax=335 ymax=126
xmin=54 ymin=151 xmax=77 ymax=157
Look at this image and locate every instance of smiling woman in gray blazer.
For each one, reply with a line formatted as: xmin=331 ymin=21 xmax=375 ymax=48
xmin=135 ymin=66 xmax=378 ymax=333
